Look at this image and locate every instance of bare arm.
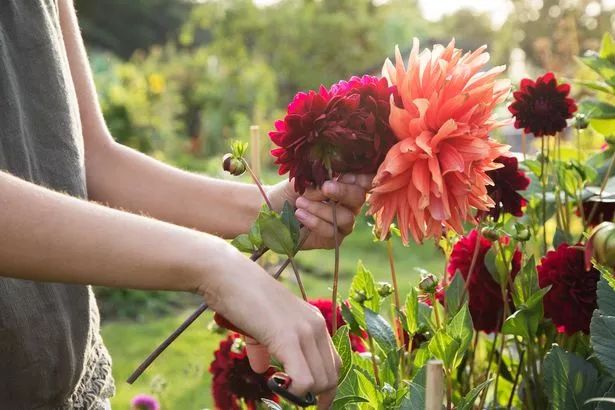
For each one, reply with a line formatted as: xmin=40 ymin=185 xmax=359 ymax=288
xmin=61 ymin=0 xmax=368 ymax=246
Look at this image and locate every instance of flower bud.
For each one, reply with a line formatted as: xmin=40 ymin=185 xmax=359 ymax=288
xmin=230 ymin=337 xmax=246 ymax=354
xmin=481 ymin=227 xmax=500 ymax=242
xmin=222 ymin=153 xmax=246 ymax=176
xmin=513 ymin=223 xmax=531 ymax=242
xmin=352 ymin=290 xmax=368 ymax=304
xmin=371 ymin=223 xmax=391 ymax=241
xmin=572 ymin=113 xmax=590 ymax=130
xmin=586 ymin=222 xmax=615 ymax=270
xmin=377 ymin=281 xmax=394 ymax=298
xmin=418 ymin=273 xmax=438 ymax=294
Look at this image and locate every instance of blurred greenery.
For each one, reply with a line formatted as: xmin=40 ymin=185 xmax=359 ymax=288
xmin=82 ymin=0 xmax=615 ymax=407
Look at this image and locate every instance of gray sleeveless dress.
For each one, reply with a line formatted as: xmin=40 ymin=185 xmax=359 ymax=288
xmin=0 ymin=1 xmax=115 ymax=408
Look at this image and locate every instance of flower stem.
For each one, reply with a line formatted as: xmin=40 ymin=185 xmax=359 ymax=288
xmin=576 ymin=127 xmax=581 ymax=163
xmin=431 ymin=293 xmax=442 ymax=329
xmin=289 ymin=256 xmax=308 ymax=301
xmin=464 ymin=332 xmax=479 ymax=394
xmin=541 ymin=136 xmax=548 ymax=254
xmin=366 ymin=332 xmax=381 ymax=387
xmin=242 ymin=159 xmax=274 ymax=211
xmin=387 ymin=237 xmax=403 ymax=347
xmin=446 ymin=370 xmax=453 ymax=410
xmin=331 ymin=201 xmax=341 ymax=332
xmin=459 ymin=222 xmax=484 ymax=311
xmin=507 ymin=349 xmax=525 ymax=409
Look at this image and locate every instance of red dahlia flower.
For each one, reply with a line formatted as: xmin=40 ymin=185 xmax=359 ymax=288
xmin=309 ymin=298 xmax=366 ymax=352
xmin=479 ymin=155 xmax=530 ymax=220
xmin=210 ymin=335 xmax=278 ymax=410
xmin=270 ymin=75 xmax=398 ymax=194
xmin=447 ymin=230 xmax=521 ymax=333
xmin=508 ymin=72 xmax=577 ymax=137
xmin=537 ymin=244 xmax=599 ymax=335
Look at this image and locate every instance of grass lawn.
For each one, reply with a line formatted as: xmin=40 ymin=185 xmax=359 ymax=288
xmin=103 ymin=217 xmax=444 ymax=408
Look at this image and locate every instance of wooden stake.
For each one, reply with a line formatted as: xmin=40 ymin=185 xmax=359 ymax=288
xmin=425 ymin=360 xmax=444 ymax=410
xmin=250 ymin=125 xmax=261 ymax=179
xmin=521 ymin=131 xmax=527 ymax=161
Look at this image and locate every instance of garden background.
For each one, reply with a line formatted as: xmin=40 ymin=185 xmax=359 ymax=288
xmin=77 ymin=0 xmax=615 ymax=407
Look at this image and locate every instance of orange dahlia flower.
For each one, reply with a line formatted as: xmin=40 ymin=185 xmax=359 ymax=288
xmin=369 ymin=39 xmax=511 ymax=244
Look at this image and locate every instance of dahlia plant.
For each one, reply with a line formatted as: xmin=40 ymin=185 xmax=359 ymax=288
xmin=130 ymin=34 xmax=615 ymax=410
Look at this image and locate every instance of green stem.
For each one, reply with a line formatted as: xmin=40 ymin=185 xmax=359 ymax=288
xmin=459 ymin=219 xmax=484 ymax=310
xmin=242 ymin=159 xmax=274 ymax=210
xmin=331 ymin=201 xmax=341 ymax=332
xmin=541 ymin=136 xmax=548 ymax=254
xmin=508 ymin=348 xmax=525 ymax=409
xmin=446 ymin=369 xmax=453 ymax=410
xmin=387 ymin=237 xmax=403 ymax=349
xmin=464 ymin=333 xmax=480 ymax=394
xmin=366 ymin=332 xmax=381 ymax=387
xmin=431 ymin=293 xmax=442 ymax=329
xmin=288 ymin=257 xmax=307 ymax=301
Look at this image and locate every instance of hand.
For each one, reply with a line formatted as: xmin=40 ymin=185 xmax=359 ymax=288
xmin=269 ymin=174 xmax=374 ymax=250
xmin=203 ymin=246 xmax=342 ymax=409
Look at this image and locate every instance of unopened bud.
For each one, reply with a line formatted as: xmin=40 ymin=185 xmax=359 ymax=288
xmin=481 ymin=227 xmax=500 ymax=242
xmin=572 ymin=113 xmax=590 ymax=130
xmin=222 ymin=153 xmax=246 ymax=176
xmin=377 ymin=282 xmax=394 ymax=297
xmin=207 ymin=320 xmax=226 ymax=335
xmin=514 ymin=224 xmax=531 ymax=242
xmin=352 ymin=290 xmax=368 ymax=304
xmin=418 ymin=273 xmax=438 ymax=293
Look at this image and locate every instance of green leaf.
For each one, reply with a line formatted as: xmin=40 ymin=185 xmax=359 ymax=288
xmin=445 ymin=270 xmax=465 ymax=317
xmin=523 ymin=159 xmax=543 ymax=177
xmin=231 ymin=233 xmax=257 ymax=253
xmin=573 ymin=79 xmax=614 ymax=94
xmin=598 ymin=276 xmax=615 ymax=316
xmin=554 ymin=228 xmax=573 ymax=248
xmin=280 ymin=201 xmax=300 ymax=246
xmin=364 ymin=308 xmax=397 ymax=353
xmin=543 ymin=344 xmax=602 ymax=410
xmin=579 ymin=99 xmax=615 ymax=120
xmin=350 ymin=261 xmax=381 ymax=314
xmin=578 ymin=55 xmax=615 ymax=87
xmin=512 ymin=255 xmax=539 ymax=307
xmin=257 ymin=209 xmax=295 ymax=255
xmin=332 ymin=326 xmax=352 ymax=384
xmin=381 ymin=349 xmax=402 ymax=389
xmin=247 ymin=223 xmax=263 ymax=249
xmin=355 ymin=368 xmax=381 ymax=407
xmin=261 ymin=398 xmax=283 ymax=410
xmin=446 ymin=304 xmax=473 ymax=368
xmin=418 ymin=301 xmax=434 ymax=332
xmin=405 ymin=288 xmax=419 ymax=335
xmin=484 ymin=246 xmax=510 ymax=286
xmin=340 ymin=302 xmax=362 ymax=337
xmin=457 ymin=379 xmax=493 ymax=410
xmin=502 ymin=305 xmax=543 ymax=340
xmin=413 ymin=346 xmax=430 ymax=371
xmin=591 ymin=311 xmax=615 ymax=376
xmin=600 ymin=32 xmax=615 ymax=60
xmin=524 ymin=285 xmax=551 ymax=310
xmin=428 ymin=330 xmax=460 ymax=370
xmin=405 ymin=381 xmax=426 ymax=410
xmin=331 ymin=395 xmax=369 ymax=409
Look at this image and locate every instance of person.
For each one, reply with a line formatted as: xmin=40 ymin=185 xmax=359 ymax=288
xmin=0 ymin=1 xmax=373 ymax=409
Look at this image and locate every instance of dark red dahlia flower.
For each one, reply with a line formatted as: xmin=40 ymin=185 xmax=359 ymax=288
xmin=447 ymin=230 xmax=521 ymax=333
xmin=508 ymin=72 xmax=577 ymax=137
xmin=479 ymin=155 xmax=530 ymax=220
xmin=210 ymin=334 xmax=278 ymax=410
xmin=270 ymin=75 xmax=398 ymax=194
xmin=579 ymin=199 xmax=615 ymax=227
xmin=309 ymin=298 xmax=366 ymax=352
xmin=537 ymin=244 xmax=599 ymax=335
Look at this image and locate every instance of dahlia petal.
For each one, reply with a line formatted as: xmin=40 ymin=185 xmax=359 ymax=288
xmin=412 ymin=159 xmax=431 ymax=209
xmin=390 ymin=102 xmax=414 ymax=140
xmin=430 ymin=119 xmax=458 ymax=146
xmin=416 ymin=131 xmax=433 ymax=156
xmin=439 ymin=143 xmax=465 ymax=175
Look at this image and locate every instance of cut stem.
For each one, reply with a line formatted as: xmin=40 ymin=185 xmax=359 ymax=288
xmin=289 ymin=256 xmax=307 ymax=301
xmin=540 ymin=136 xmax=548 ymax=254
xmin=242 ymin=159 xmax=274 ymax=211
xmin=331 ymin=201 xmax=341 ymax=332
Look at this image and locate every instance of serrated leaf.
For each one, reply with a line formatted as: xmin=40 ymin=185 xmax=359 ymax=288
xmin=446 ymin=304 xmax=473 ymax=368
xmin=445 ymin=270 xmax=465 ymax=316
xmin=573 ymin=79 xmax=614 ymax=94
xmin=418 ymin=301 xmax=434 ymax=332
xmin=332 ymin=326 xmax=352 ymax=384
xmin=579 ymin=99 xmax=615 ymax=120
xmin=405 ymin=288 xmax=419 ymax=335
xmin=257 ymin=210 xmax=295 ymax=255
xmin=355 ymin=368 xmax=381 ymax=407
xmin=591 ymin=311 xmax=615 ymax=376
xmin=351 ymin=261 xmax=381 ymax=314
xmin=524 ymin=285 xmax=551 ymax=310
xmin=600 ymin=33 xmax=615 ymax=59
xmin=381 ymin=349 xmax=401 ymax=389
xmin=457 ymin=379 xmax=493 ymax=410
xmin=405 ymin=381 xmax=426 ymax=410
xmin=340 ymin=302 xmax=362 ymax=337
xmin=578 ymin=55 xmax=615 ymax=87
xmin=247 ymin=222 xmax=263 ymax=248
xmin=231 ymin=233 xmax=257 ymax=253
xmin=365 ymin=308 xmax=397 ymax=353
xmin=428 ymin=330 xmax=460 ymax=370
xmin=331 ymin=395 xmax=369 ymax=409
xmin=544 ymin=344 xmax=602 ymax=410
xmin=280 ymin=201 xmax=300 ymax=247
xmin=413 ymin=345 xmax=430 ymax=371
xmin=485 ymin=246 xmax=509 ymax=286
xmin=512 ymin=255 xmax=539 ymax=307
xmin=523 ymin=159 xmax=543 ymax=177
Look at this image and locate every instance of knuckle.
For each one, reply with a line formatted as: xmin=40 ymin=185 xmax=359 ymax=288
xmin=293 ymin=376 xmax=315 ymax=395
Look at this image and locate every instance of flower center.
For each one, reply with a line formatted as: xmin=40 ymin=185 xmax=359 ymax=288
xmin=534 ymin=99 xmax=551 ymax=115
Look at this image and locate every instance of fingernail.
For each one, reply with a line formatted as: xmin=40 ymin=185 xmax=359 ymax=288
xmin=323 ymin=181 xmax=339 ymax=196
xmin=295 ymin=196 xmax=309 ymax=209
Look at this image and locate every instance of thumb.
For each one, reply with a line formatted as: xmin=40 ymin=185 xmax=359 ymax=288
xmin=245 ymin=337 xmax=271 ymax=374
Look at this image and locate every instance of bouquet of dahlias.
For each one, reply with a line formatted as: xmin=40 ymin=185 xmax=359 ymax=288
xmin=132 ymin=33 xmax=615 ymax=410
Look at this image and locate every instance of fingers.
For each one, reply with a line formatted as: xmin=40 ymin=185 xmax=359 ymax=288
xmin=295 ymin=197 xmax=355 ymax=236
xmin=318 ymin=387 xmax=337 ymax=410
xmin=245 ymin=338 xmax=271 ymax=374
xmin=302 ymin=174 xmax=374 ymax=213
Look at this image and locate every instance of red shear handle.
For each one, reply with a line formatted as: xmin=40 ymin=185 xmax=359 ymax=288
xmin=267 ymin=372 xmax=317 ymax=407
xmin=213 ymin=313 xmax=254 ymax=339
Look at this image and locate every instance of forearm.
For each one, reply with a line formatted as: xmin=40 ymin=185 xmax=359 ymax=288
xmin=86 ymin=141 xmax=272 ymax=238
xmin=0 ymin=171 xmax=232 ymax=293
